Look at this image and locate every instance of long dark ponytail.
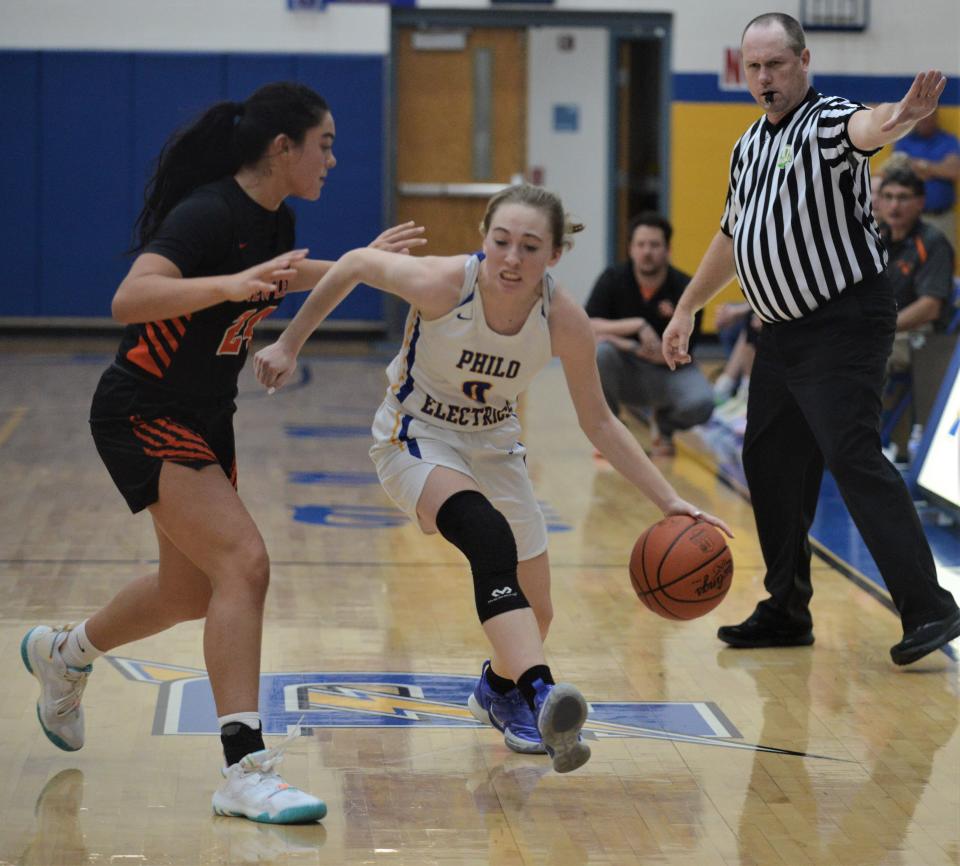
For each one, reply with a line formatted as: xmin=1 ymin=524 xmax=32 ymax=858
xmin=132 ymin=81 xmax=329 ymax=251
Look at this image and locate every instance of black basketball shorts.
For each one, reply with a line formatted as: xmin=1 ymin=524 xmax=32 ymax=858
xmin=89 ymin=365 xmax=237 ymax=513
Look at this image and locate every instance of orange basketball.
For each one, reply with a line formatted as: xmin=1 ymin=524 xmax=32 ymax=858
xmin=629 ymin=515 xmax=733 ymax=620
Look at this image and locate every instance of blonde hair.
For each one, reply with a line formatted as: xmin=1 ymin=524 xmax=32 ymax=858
xmin=479 ymin=184 xmax=585 ymax=250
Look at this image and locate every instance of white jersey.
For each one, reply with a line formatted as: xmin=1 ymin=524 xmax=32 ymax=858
xmin=382 ymin=253 xmax=555 ymax=432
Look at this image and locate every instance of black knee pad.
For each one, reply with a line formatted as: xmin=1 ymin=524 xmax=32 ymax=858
xmin=435 ymin=489 xmax=529 ymax=623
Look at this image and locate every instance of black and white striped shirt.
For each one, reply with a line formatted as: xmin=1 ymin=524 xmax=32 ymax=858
xmin=721 ymin=87 xmax=887 ymax=323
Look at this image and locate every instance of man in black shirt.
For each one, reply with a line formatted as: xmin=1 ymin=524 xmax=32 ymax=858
xmin=879 ymin=163 xmax=956 ymax=460
xmin=585 ymin=212 xmax=713 ymax=457
xmin=880 ymin=164 xmax=955 ymax=369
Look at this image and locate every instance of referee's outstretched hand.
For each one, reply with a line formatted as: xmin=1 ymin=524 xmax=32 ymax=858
xmin=661 ymin=310 xmax=694 ymax=370
xmin=881 ymin=70 xmax=947 ymax=133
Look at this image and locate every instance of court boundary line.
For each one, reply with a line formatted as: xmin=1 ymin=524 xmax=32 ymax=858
xmin=0 ymin=406 xmax=27 ymax=447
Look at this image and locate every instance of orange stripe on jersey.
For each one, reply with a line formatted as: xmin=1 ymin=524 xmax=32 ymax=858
xmin=153 ymin=418 xmax=208 ymax=447
xmin=125 ymin=337 xmax=163 ymax=378
xmin=915 ymin=235 xmax=928 ymax=264
xmin=229 ymin=459 xmax=238 ymax=488
xmin=131 ymin=417 xmax=217 ymax=461
xmin=136 ymin=440 xmax=216 ymax=464
xmin=137 ymin=424 xmax=216 ymax=460
xmin=130 ymin=424 xmax=164 ymax=447
xmin=145 ymin=323 xmax=171 ymax=367
xmin=133 ymin=427 xmax=219 ymax=463
xmin=170 ymin=317 xmax=187 ymax=337
xmin=142 ymin=446 xmax=218 ymax=463
xmin=155 ymin=320 xmax=179 ymax=351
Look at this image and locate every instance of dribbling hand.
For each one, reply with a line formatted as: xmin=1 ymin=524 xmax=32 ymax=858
xmin=663 ymin=498 xmax=734 ymax=538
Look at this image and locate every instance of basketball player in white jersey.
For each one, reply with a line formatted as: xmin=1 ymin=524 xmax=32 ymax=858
xmin=255 ymin=184 xmax=730 ymax=771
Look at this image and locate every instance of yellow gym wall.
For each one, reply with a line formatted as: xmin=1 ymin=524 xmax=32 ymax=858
xmin=670 ymin=102 xmax=757 ymax=331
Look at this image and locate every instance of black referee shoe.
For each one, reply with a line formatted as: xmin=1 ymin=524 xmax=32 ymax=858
xmin=889 ymin=608 xmax=960 ymax=666
xmin=717 ymin=611 xmax=814 ymax=648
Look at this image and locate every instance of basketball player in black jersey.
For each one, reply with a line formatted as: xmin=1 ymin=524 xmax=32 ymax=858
xmin=20 ymin=81 xmax=424 ymax=824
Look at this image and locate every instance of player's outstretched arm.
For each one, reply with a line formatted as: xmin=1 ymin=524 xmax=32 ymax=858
xmin=286 ymin=221 xmax=428 ymax=292
xmin=254 ymin=249 xmax=465 ymax=391
xmin=549 ymin=288 xmax=732 ymax=536
xmin=112 ymin=249 xmax=309 ymax=324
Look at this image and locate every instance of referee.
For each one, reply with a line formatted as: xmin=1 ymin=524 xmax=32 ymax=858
xmin=662 ymin=12 xmax=960 ymax=665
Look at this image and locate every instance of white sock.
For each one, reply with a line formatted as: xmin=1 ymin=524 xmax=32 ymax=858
xmin=58 ymin=620 xmax=103 ymax=668
xmin=217 ymin=711 xmax=262 ymax=732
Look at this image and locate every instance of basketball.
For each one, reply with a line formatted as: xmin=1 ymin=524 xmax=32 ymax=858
xmin=629 ymin=515 xmax=733 ymax=620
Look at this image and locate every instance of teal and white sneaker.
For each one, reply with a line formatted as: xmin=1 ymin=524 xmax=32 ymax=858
xmin=533 ymin=681 xmax=591 ymax=774
xmin=21 ymin=625 xmax=91 ymax=752
xmin=212 ymin=736 xmax=326 ymax=824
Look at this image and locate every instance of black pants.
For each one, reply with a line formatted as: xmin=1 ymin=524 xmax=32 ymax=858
xmin=742 ymin=273 xmax=957 ymax=631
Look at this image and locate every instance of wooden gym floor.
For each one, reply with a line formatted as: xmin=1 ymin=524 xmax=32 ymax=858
xmin=0 ymin=335 xmax=957 ymax=866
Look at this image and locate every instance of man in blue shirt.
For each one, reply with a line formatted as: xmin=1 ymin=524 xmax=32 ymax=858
xmin=895 ymin=109 xmax=960 ymax=247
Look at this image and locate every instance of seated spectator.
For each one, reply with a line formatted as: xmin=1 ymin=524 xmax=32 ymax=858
xmin=586 ymin=212 xmax=713 ymax=457
xmin=870 ymin=151 xmax=911 ymax=228
xmin=881 ymin=165 xmax=955 ymax=366
xmin=879 ymin=164 xmax=956 ymax=458
xmin=894 ymin=109 xmax=960 ymax=247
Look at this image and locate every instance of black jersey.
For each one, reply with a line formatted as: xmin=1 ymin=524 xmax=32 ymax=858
xmin=114 ymin=177 xmax=295 ymax=400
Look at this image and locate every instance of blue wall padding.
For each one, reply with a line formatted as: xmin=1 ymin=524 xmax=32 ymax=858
xmin=0 ymin=50 xmax=385 ymax=323
xmin=1 ymin=52 xmax=42 ymax=315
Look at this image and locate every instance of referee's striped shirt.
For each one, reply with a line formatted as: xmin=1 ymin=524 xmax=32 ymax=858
xmin=720 ymin=87 xmax=887 ymax=323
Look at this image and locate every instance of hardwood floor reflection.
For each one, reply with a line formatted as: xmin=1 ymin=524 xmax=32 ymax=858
xmin=1 ymin=338 xmax=957 ymax=866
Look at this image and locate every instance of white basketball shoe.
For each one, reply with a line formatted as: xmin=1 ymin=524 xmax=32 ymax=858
xmin=212 ymin=734 xmax=327 ymax=824
xmin=21 ymin=625 xmax=91 ymax=752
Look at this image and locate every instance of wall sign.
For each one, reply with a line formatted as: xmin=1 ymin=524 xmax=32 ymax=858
xmin=553 ymin=104 xmax=579 ymax=133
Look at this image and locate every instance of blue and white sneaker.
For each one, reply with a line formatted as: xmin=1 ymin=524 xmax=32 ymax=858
xmin=533 ymin=681 xmax=591 ymax=773
xmin=212 ymin=732 xmax=326 ymax=824
xmin=21 ymin=625 xmax=91 ymax=752
xmin=467 ymin=661 xmax=546 ymax=755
